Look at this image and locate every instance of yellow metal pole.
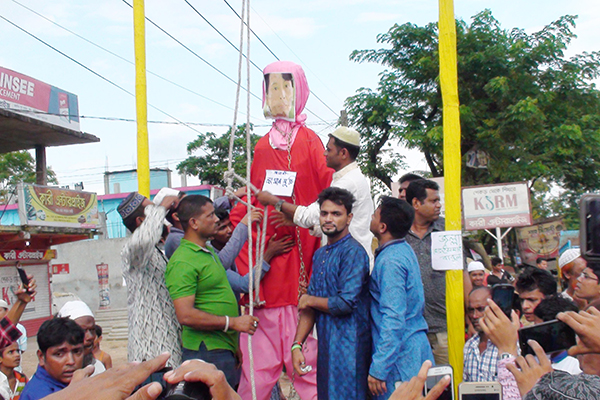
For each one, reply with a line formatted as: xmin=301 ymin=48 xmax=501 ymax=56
xmin=438 ymin=0 xmax=464 ymax=389
xmin=133 ymin=0 xmax=150 ymax=198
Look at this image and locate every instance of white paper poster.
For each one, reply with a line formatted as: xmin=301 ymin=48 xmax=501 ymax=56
xmin=262 ymin=170 xmax=297 ymax=197
xmin=431 ymin=231 xmax=463 ymax=271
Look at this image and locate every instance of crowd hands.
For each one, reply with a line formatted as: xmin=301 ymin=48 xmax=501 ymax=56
xmin=43 ymin=354 xmax=240 ymax=400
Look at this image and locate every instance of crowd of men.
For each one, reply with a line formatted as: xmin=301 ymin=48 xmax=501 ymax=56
xmin=6 ymin=60 xmax=600 ymax=400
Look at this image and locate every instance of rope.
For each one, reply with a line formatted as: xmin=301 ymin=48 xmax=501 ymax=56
xmin=243 ymin=1 xmax=259 ymax=399
xmin=225 ymin=0 xmax=246 ymax=194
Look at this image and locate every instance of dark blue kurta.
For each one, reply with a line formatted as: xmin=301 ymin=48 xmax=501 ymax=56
xmin=307 ymin=234 xmax=371 ymax=400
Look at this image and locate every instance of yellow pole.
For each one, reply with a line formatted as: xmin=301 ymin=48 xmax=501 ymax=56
xmin=438 ymin=0 xmax=464 ymax=390
xmin=133 ymin=0 xmax=150 ymax=198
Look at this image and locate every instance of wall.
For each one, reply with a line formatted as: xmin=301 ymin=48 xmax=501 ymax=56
xmin=51 ymin=237 xmax=128 ymax=312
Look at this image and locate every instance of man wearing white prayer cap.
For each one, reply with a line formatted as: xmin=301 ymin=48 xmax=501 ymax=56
xmin=467 ymin=261 xmax=486 ymax=288
xmin=558 ymin=248 xmax=586 ymax=307
xmin=58 ymin=301 xmax=106 ymax=376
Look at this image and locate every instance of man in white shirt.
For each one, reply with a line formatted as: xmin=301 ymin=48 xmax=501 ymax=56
xmin=256 ymin=126 xmax=375 ymax=266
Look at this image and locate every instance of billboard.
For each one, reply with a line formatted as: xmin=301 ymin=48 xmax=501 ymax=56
xmin=462 ymin=182 xmax=532 ymax=231
xmin=0 ymin=66 xmax=80 ymax=131
xmin=18 ymin=183 xmax=99 ymax=229
xmin=516 ymin=219 xmax=564 ymax=266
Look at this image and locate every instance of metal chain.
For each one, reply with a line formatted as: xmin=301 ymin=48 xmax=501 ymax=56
xmin=285 ymin=131 xmax=308 ymax=301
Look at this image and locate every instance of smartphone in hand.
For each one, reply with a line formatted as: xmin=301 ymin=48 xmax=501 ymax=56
xmin=424 ymin=365 xmax=454 ymax=400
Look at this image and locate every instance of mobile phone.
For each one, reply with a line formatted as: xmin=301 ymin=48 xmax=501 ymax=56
xmin=459 ymin=382 xmax=501 ymax=400
xmin=15 ymin=266 xmax=32 ymax=294
xmin=519 ymin=319 xmax=576 ymax=356
xmin=492 ymin=283 xmax=515 ymax=318
xmin=424 ymin=365 xmax=453 ymax=400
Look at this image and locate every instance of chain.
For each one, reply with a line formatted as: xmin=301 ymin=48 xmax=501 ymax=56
xmin=284 ymin=128 xmax=308 ymax=301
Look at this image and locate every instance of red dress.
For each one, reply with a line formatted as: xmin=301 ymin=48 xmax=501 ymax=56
xmin=230 ymin=126 xmax=333 ymax=308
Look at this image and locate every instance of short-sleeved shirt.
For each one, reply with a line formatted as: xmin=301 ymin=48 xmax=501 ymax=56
xmin=405 ymin=218 xmax=447 ymax=333
xmin=165 ymin=239 xmax=240 ymax=353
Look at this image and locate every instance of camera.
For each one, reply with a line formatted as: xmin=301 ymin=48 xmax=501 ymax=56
xmin=137 ymin=367 xmax=211 ymax=400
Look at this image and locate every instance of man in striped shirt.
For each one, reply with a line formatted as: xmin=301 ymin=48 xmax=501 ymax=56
xmin=464 ymin=287 xmax=499 ymax=382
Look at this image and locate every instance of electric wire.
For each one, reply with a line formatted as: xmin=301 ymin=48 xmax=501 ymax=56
xmin=249 ymin=5 xmax=344 ymax=105
xmin=121 ymin=0 xmax=262 ymax=103
xmin=0 ymin=14 xmax=205 ymax=136
xmin=8 ymin=0 xmax=246 ymax=117
xmin=218 ymin=0 xmax=341 ymax=118
xmin=0 ymin=108 xmax=335 ymax=127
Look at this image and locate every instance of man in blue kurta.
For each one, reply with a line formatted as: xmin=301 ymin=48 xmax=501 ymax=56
xmin=292 ymin=187 xmax=371 ymax=400
xmin=368 ymin=196 xmax=434 ymax=400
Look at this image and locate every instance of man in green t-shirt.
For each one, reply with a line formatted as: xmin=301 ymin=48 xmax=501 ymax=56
xmin=165 ymin=194 xmax=259 ymax=389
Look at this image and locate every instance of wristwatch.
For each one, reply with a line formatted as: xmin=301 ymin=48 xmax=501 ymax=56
xmin=275 ymin=199 xmax=285 ymax=212
xmin=500 ymin=352 xmax=513 ymax=360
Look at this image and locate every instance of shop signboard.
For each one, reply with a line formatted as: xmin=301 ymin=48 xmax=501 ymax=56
xmin=0 ymin=66 xmax=80 ymax=130
xmin=462 ymin=182 xmax=532 ymax=231
xmin=18 ymin=183 xmax=100 ymax=229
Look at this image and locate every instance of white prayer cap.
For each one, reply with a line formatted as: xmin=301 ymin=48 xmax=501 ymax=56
xmin=559 ymin=248 xmax=580 ymax=269
xmin=467 ymin=261 xmax=485 ymax=273
xmin=153 ymin=187 xmax=181 ymax=207
xmin=58 ymin=300 xmax=94 ymax=320
xmin=0 ymin=300 xmax=8 ymax=309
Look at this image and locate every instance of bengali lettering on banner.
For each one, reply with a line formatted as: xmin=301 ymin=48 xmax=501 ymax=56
xmin=0 ymin=66 xmax=80 ymax=131
xmin=462 ymin=182 xmax=532 ymax=231
xmin=18 ymin=183 xmax=100 ymax=229
xmin=0 ymin=249 xmax=56 ymax=262
xmin=516 ymin=219 xmax=564 ymax=266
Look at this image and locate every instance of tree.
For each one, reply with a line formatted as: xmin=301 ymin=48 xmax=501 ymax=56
xmin=347 ymin=10 xmax=600 ymax=206
xmin=0 ymin=150 xmax=57 ymax=203
xmin=177 ymin=124 xmax=261 ymax=188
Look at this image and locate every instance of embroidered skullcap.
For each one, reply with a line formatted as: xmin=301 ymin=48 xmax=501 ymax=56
xmin=468 ymin=261 xmax=485 ymax=273
xmin=524 ymin=370 xmax=600 ymax=400
xmin=558 ymin=248 xmax=580 ymax=269
xmin=57 ymin=300 xmax=94 ymax=320
xmin=118 ymin=192 xmax=145 ymax=219
xmin=329 ymin=126 xmax=361 ymax=147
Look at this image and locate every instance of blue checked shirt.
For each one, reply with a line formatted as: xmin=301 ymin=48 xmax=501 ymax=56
xmin=463 ymin=333 xmax=499 ymax=382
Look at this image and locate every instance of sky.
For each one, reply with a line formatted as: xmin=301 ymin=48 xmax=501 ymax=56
xmin=0 ymin=0 xmax=598 ymax=195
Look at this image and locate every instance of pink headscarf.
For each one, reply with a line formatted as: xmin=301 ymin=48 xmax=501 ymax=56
xmin=262 ymin=61 xmax=310 ymax=150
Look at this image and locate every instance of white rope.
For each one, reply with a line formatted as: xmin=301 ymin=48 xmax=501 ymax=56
xmin=223 ymin=2 xmax=268 ymax=399
xmin=225 ymin=0 xmax=247 ymax=194
xmin=243 ymin=1 xmax=259 ymax=399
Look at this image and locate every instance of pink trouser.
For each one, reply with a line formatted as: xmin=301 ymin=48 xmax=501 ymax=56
xmin=238 ymin=306 xmax=318 ymax=400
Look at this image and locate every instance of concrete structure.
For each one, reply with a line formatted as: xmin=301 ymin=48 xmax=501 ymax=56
xmin=51 ymin=237 xmax=128 ymax=311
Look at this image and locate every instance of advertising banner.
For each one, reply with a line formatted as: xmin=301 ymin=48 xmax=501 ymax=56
xmin=96 ymin=263 xmax=110 ymax=309
xmin=462 ymin=182 xmax=532 ymax=231
xmin=18 ymin=183 xmax=100 ymax=229
xmin=0 ymin=66 xmax=80 ymax=130
xmin=516 ymin=219 xmax=564 ymax=266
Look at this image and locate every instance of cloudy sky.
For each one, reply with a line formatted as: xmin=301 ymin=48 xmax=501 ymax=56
xmin=1 ymin=0 xmax=598 ymax=194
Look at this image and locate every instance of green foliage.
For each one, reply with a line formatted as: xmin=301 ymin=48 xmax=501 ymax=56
xmin=347 ymin=10 xmax=600 ymax=205
xmin=177 ymin=124 xmax=260 ymax=188
xmin=0 ymin=151 xmax=57 ymax=202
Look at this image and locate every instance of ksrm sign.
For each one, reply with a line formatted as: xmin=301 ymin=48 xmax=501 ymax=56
xmin=462 ymin=182 xmax=532 ymax=231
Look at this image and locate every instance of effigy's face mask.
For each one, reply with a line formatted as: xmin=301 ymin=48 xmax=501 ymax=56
xmin=264 ymin=72 xmax=296 ymax=122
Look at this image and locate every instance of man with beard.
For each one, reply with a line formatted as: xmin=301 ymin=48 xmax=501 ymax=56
xmin=463 ymin=287 xmax=500 ymax=382
xmin=291 ymin=187 xmax=370 ymax=400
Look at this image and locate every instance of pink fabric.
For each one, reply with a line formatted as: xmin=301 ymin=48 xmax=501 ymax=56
xmin=238 ymin=306 xmax=318 ymax=400
xmin=498 ymin=356 xmax=522 ymax=400
xmin=262 ymin=61 xmax=310 ymax=151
